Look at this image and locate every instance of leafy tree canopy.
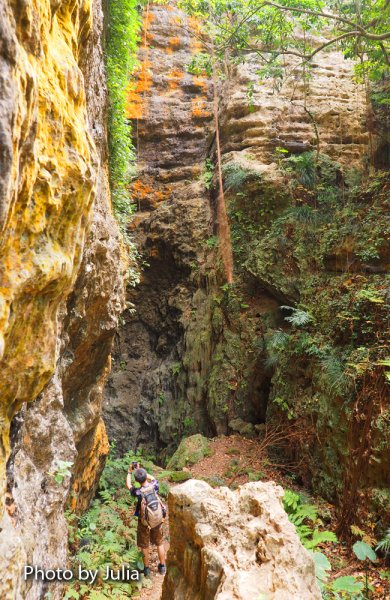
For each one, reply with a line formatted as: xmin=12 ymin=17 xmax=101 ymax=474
xmin=180 ymin=0 xmax=390 ymax=80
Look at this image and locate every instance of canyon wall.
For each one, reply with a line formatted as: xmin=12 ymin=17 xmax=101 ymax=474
xmin=106 ymin=1 xmax=389 ymax=524
xmin=0 ymin=1 xmax=124 ymax=598
xmin=104 ymin=2 xmax=215 ymax=453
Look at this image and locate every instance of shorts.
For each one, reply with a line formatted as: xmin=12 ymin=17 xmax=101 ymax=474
xmin=137 ymin=520 xmax=163 ymax=548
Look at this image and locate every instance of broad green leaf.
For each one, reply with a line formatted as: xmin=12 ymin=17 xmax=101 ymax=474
xmin=353 ymin=540 xmax=377 ymax=562
xmin=309 ymin=550 xmax=331 ymax=582
xmin=331 ymin=575 xmax=364 ymax=593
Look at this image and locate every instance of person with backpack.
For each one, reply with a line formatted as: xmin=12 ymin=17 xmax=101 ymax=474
xmin=126 ymin=463 xmax=166 ymax=577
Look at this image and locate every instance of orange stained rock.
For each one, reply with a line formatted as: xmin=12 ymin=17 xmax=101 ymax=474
xmin=126 ymin=60 xmax=152 ymax=119
xmin=131 ymin=179 xmax=172 ymax=210
xmin=142 ymin=7 xmax=155 ymax=44
xmin=188 ymin=15 xmax=204 ymax=52
xmin=191 ymin=98 xmax=212 ymax=119
xmin=167 ymin=68 xmax=184 ymax=90
xmin=192 ymin=75 xmax=208 ymax=92
xmin=168 ymin=36 xmax=182 ymax=50
xmin=69 ymin=419 xmax=109 ymax=513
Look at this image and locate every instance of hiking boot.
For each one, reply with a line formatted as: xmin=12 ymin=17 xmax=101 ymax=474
xmin=158 ymin=564 xmax=166 ymax=575
xmin=143 ymin=567 xmax=151 ymax=577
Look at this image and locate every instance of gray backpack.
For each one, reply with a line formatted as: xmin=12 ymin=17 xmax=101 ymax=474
xmin=139 ymin=484 xmax=165 ymax=529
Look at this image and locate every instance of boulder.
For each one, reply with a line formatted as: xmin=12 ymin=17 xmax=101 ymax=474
xmin=229 ymin=418 xmax=255 ymax=437
xmin=162 ymin=479 xmax=321 ymax=600
xmin=167 ymin=435 xmax=211 ymax=470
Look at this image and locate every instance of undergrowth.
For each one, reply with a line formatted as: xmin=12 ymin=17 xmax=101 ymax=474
xmin=283 ymin=490 xmax=383 ymax=598
xmin=65 ymin=443 xmax=199 ymax=599
xmin=65 ymin=446 xmax=171 ymax=599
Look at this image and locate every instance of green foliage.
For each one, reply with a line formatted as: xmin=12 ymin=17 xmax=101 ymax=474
xmin=311 ymin=549 xmax=369 ymax=598
xmin=264 ymin=329 xmax=290 ymax=368
xmin=48 ymin=460 xmax=73 ymax=484
xmin=203 ymin=158 xmax=215 ymax=190
xmin=283 ymin=490 xmax=337 ymax=550
xmin=169 ymin=471 xmax=193 ymax=482
xmin=66 ymin=445 xmax=171 ymax=598
xmin=310 ymin=550 xmax=331 ymax=584
xmin=106 ymin=0 xmax=141 ymax=224
xmin=330 ymin=575 xmax=364 ymax=594
xmin=66 ymin=461 xmax=140 ymax=597
xmin=179 ymin=0 xmax=389 ymax=81
xmin=353 ymin=540 xmax=377 ymax=562
xmin=281 ymin=305 xmax=314 ymax=327
xmin=171 ymin=362 xmax=182 ymax=375
xmin=223 ymin=163 xmax=252 ymax=191
xmin=375 ymin=528 xmax=390 ymax=555
xmin=187 ymin=52 xmax=213 ymax=76
xmin=283 ymin=152 xmax=317 ymax=189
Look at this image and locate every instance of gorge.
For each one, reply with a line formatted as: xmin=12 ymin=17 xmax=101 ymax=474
xmin=0 ymin=0 xmax=389 ymax=599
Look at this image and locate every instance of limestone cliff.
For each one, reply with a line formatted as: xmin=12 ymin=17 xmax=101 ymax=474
xmin=104 ymin=1 xmax=389 ymax=522
xmin=104 ymin=2 xmax=215 ymax=452
xmin=162 ymin=479 xmax=321 ymax=600
xmin=0 ymin=1 xmax=124 ymax=598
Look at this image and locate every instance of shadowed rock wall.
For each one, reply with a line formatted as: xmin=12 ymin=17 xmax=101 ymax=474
xmin=103 ymin=2 xmax=215 ymax=453
xmin=0 ymin=1 xmax=124 ymax=598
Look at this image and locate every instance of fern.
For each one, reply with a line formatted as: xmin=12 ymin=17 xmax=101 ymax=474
xmin=287 ymin=205 xmax=318 ymax=225
xmin=320 ymin=354 xmax=348 ymax=397
xmin=283 ymin=152 xmax=317 ymax=189
xmin=305 ymin=530 xmax=338 ymax=550
xmin=281 ymin=306 xmax=314 ymax=327
xmin=264 ymin=330 xmax=290 ymax=368
xmin=223 ymin=163 xmax=253 ymax=191
xmin=283 ymin=490 xmax=337 ymax=551
xmin=376 ymin=528 xmax=390 ymax=555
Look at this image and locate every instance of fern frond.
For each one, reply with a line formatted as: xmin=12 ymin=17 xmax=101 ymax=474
xmin=281 ymin=306 xmax=313 ymax=327
xmin=376 ymin=528 xmax=390 ymax=555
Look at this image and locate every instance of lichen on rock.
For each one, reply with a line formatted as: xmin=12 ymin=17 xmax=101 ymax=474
xmin=0 ymin=0 xmax=125 ymax=597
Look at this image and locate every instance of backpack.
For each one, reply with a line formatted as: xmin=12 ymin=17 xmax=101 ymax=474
xmin=139 ymin=484 xmax=165 ymax=529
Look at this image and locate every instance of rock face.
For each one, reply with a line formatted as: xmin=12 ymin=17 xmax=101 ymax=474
xmin=162 ymin=479 xmax=321 ymax=600
xmin=104 ymin=2 xmax=389 ymax=523
xmin=103 ymin=2 xmax=215 ymax=452
xmin=166 ymin=434 xmax=211 ymax=470
xmin=0 ymin=1 xmax=124 ymax=598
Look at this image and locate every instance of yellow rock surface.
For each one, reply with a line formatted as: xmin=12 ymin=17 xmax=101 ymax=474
xmin=0 ymin=0 xmax=96 ymax=500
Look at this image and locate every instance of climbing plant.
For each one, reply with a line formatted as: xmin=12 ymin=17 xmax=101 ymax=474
xmin=106 ymin=0 xmax=142 ymax=226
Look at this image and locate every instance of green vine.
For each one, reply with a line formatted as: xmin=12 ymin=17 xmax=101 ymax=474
xmin=106 ymin=0 xmax=141 ymax=228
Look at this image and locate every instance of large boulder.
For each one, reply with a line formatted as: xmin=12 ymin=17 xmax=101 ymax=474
xmin=162 ymin=479 xmax=321 ymax=600
xmin=166 ymin=435 xmax=211 ymax=470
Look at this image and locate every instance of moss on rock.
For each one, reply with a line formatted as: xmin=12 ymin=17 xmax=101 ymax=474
xmin=167 ymin=434 xmax=211 ymax=470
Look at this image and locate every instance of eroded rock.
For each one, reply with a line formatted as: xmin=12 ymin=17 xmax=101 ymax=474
xmin=0 ymin=1 xmax=124 ymax=597
xmin=162 ymin=479 xmax=321 ymax=600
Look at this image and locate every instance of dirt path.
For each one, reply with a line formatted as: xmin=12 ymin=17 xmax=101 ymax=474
xmin=136 ymin=517 xmax=170 ymax=599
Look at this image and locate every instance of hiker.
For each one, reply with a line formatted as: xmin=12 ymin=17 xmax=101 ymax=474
xmin=126 ymin=463 xmax=166 ymax=577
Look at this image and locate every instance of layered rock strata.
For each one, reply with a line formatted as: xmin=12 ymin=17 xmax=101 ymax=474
xmin=104 ymin=2 xmax=215 ymax=452
xmin=162 ymin=479 xmax=321 ymax=600
xmin=105 ymin=0 xmax=371 ymax=451
xmin=0 ymin=1 xmax=124 ymax=598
